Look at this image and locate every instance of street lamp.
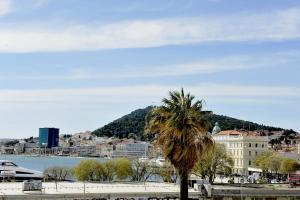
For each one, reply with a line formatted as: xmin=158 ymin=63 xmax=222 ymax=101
xmin=240 ymin=176 xmax=244 ymax=200
xmin=42 ymin=142 xmax=47 ymax=182
xmin=42 ymin=143 xmax=47 ymax=157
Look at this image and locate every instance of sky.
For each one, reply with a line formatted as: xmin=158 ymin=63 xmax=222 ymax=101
xmin=0 ymin=0 xmax=299 ymax=138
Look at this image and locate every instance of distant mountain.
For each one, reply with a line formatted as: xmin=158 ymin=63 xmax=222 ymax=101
xmin=92 ymin=106 xmax=293 ymax=140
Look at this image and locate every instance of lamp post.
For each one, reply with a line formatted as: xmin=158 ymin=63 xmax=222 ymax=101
xmin=42 ymin=142 xmax=47 ymax=182
xmin=240 ymin=176 xmax=244 ymax=200
xmin=42 ymin=143 xmax=47 ymax=157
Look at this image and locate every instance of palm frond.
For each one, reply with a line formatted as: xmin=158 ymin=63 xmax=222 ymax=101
xmin=145 ymin=89 xmax=214 ymax=176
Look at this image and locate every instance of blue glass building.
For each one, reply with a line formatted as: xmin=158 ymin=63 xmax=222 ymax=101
xmin=38 ymin=128 xmax=59 ymax=148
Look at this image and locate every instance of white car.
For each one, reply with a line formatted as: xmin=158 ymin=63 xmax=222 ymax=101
xmin=271 ymin=179 xmax=278 ymax=183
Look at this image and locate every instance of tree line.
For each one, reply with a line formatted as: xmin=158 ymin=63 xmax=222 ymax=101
xmin=44 ymin=158 xmax=177 ymax=183
xmin=254 ymin=151 xmax=300 ymax=180
xmin=42 ymin=148 xmax=300 ymax=184
xmin=44 ymin=144 xmax=233 ymax=184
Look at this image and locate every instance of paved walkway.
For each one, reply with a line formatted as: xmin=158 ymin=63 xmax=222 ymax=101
xmin=0 ymin=182 xmax=201 ymax=199
xmin=213 ymin=184 xmax=300 ymax=197
xmin=1 ymin=182 xmax=300 ymax=199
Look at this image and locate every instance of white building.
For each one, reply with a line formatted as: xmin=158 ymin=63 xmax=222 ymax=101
xmin=96 ymin=143 xmax=113 ymax=158
xmin=14 ymin=140 xmax=26 ymax=154
xmin=212 ymin=127 xmax=268 ymax=176
xmin=113 ymin=141 xmax=151 ymax=158
xmin=74 ymin=145 xmax=96 ymax=157
xmin=23 ymin=142 xmax=40 ymax=154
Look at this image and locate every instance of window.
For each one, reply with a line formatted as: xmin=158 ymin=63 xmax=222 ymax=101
xmin=249 ymin=143 xmax=252 ymax=147
xmin=249 ymin=160 xmax=252 ymax=166
xmin=249 ymin=151 xmax=251 ymax=156
xmin=255 ymin=143 xmax=258 ymax=148
xmin=16 ymin=171 xmax=34 ymax=175
xmin=255 ymin=151 xmax=258 ymax=156
xmin=251 ymin=198 xmax=263 ymax=200
xmin=2 ymin=162 xmax=17 ymax=167
xmin=262 ymin=144 xmax=265 ymax=148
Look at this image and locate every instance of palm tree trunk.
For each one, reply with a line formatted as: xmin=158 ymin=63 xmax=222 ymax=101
xmin=180 ymin=173 xmax=189 ymax=200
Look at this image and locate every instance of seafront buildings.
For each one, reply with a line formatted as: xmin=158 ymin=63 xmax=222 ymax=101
xmin=1 ymin=124 xmax=299 ymax=175
xmin=212 ymin=123 xmax=269 ymax=175
xmin=213 ymin=130 xmax=268 ymax=175
xmin=1 ymin=135 xmax=152 ymax=158
xmin=38 ymin=128 xmax=59 ymax=148
xmin=112 ymin=139 xmax=151 ymax=157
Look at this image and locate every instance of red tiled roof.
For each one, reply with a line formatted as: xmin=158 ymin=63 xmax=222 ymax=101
xmin=216 ymin=130 xmax=262 ymax=137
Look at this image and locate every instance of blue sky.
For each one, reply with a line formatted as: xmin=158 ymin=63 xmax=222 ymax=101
xmin=0 ymin=0 xmax=299 ymax=138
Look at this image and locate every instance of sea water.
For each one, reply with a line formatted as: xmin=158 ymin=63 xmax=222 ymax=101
xmin=0 ymin=154 xmax=109 ymax=172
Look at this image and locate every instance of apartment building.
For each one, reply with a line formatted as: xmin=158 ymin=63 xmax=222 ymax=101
xmin=74 ymin=145 xmax=96 ymax=156
xmin=113 ymin=140 xmax=151 ymax=158
xmin=96 ymin=143 xmax=113 ymax=158
xmin=213 ymin=129 xmax=268 ymax=176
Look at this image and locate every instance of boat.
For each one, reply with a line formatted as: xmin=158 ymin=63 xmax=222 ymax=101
xmin=0 ymin=160 xmax=44 ymax=180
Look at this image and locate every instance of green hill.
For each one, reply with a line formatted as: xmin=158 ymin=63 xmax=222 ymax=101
xmin=92 ymin=106 xmax=291 ymax=140
xmin=93 ymin=106 xmax=153 ymax=140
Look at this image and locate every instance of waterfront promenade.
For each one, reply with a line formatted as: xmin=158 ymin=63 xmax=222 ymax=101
xmin=1 ymin=182 xmax=300 ymax=200
xmin=0 ymin=182 xmax=199 ymax=199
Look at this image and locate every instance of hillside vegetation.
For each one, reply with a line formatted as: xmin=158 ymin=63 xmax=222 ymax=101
xmin=92 ymin=106 xmax=290 ymax=140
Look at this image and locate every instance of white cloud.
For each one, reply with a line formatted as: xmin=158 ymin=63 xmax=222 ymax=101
xmin=0 ymin=7 xmax=299 ymax=52
xmin=0 ymin=0 xmax=12 ymax=16
xmin=32 ymin=0 xmax=48 ymax=9
xmin=0 ymin=84 xmax=299 ymax=104
xmin=118 ymin=51 xmax=299 ymax=78
xmin=0 ymin=51 xmax=298 ymax=80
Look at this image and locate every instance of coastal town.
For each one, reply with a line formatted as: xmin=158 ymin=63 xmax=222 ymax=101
xmin=1 ymin=129 xmax=153 ymax=158
xmin=1 ymin=123 xmax=300 ymax=182
xmin=0 ymin=0 xmax=299 ymax=199
xmin=1 ymin=122 xmax=300 ymax=199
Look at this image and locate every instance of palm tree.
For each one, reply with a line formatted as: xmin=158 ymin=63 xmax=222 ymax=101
xmin=145 ymin=89 xmax=214 ymax=200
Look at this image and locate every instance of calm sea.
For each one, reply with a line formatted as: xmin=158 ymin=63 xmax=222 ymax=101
xmin=0 ymin=155 xmax=108 ymax=172
xmin=0 ymin=155 xmax=162 ymax=182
